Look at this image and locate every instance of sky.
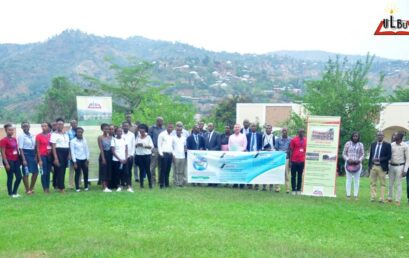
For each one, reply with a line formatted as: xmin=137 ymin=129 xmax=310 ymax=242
xmin=0 ymin=0 xmax=408 ymax=60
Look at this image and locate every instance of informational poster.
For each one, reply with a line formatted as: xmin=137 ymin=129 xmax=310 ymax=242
xmin=187 ymin=151 xmax=286 ymax=184
xmin=76 ymin=96 xmax=112 ymax=125
xmin=302 ymin=116 xmax=341 ymax=197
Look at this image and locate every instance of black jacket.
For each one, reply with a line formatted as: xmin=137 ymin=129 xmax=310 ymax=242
xmin=205 ymin=131 xmax=221 ymax=151
xmin=187 ymin=134 xmax=206 ymax=150
xmin=368 ymin=141 xmax=392 ymax=172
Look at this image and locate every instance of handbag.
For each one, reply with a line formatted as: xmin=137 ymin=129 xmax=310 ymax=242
xmin=346 ymin=161 xmax=361 ymax=173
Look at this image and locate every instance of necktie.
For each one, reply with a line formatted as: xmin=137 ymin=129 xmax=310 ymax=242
xmin=252 ymin=133 xmax=257 ymax=151
xmin=194 ymin=135 xmax=198 ymax=148
xmin=374 ymin=143 xmax=381 ymax=159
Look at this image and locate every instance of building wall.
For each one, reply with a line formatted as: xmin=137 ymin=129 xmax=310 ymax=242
xmin=236 ymin=104 xmax=265 ymax=126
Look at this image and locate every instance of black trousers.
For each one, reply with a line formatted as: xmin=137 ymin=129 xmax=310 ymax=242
xmin=112 ymin=161 xmax=129 ymax=188
xmin=127 ymin=156 xmax=134 ymax=185
xmin=291 ymin=162 xmax=305 ymax=191
xmin=159 ymin=153 xmax=173 ymax=188
xmin=136 ymin=155 xmax=152 ymax=187
xmin=3 ymin=160 xmax=22 ymax=196
xmin=55 ymin=148 xmax=69 ymax=190
xmin=74 ymin=159 xmax=89 ymax=190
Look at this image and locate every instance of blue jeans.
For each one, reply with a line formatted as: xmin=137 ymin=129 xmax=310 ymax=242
xmin=4 ymin=160 xmax=22 ymax=196
xmin=40 ymin=156 xmax=52 ymax=190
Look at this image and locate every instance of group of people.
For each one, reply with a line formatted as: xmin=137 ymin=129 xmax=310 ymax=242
xmin=1 ymin=115 xmax=408 ymax=206
xmin=342 ymin=130 xmax=409 ymax=206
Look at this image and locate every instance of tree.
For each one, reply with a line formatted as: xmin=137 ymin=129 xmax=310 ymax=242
xmin=301 ymin=55 xmax=385 ymax=173
xmin=207 ymin=94 xmax=252 ymax=132
xmin=37 ymin=76 xmax=84 ymax=122
xmin=86 ymin=58 xmax=197 ymax=126
xmin=84 ymin=58 xmax=154 ymax=113
xmin=390 ymin=84 xmax=409 ymax=102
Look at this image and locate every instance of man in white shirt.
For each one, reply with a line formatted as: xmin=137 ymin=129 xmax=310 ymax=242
xmin=171 ymin=121 xmax=190 ymax=138
xmin=158 ymin=123 xmax=174 ymax=188
xmin=172 ymin=127 xmax=187 ymax=187
xmin=70 ymin=127 xmax=90 ymax=192
xmin=122 ymin=122 xmax=136 ymax=187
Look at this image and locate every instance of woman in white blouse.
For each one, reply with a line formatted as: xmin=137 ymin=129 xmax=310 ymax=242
xmin=18 ymin=121 xmax=38 ymax=194
xmin=134 ymin=124 xmax=154 ymax=189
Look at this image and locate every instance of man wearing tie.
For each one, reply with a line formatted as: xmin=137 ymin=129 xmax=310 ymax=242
xmin=246 ymin=123 xmax=263 ymax=189
xmin=186 ymin=125 xmax=206 ymax=186
xmin=368 ymin=131 xmax=392 ymax=203
xmin=205 ymin=123 xmax=221 ymax=187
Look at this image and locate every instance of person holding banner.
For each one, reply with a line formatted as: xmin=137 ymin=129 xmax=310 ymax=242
xmin=262 ymin=124 xmax=276 ymax=192
xmin=289 ymin=128 xmax=306 ymax=195
xmin=70 ymin=127 xmax=90 ymax=192
xmin=98 ymin=123 xmax=113 ymax=192
xmin=18 ymin=121 xmax=38 ymax=194
xmin=220 ymin=125 xmax=232 ymax=151
xmin=135 ymin=124 xmax=154 ymax=189
xmin=36 ymin=122 xmax=52 ymax=193
xmin=229 ymin=123 xmax=247 ymax=189
xmin=342 ymin=132 xmax=364 ymax=200
xmin=187 ymin=124 xmax=206 ymax=187
xmin=0 ymin=123 xmax=22 ymax=197
xmin=51 ymin=118 xmax=70 ymax=193
xmin=275 ymin=128 xmax=291 ymax=193
xmin=246 ymin=123 xmax=262 ymax=190
xmin=368 ymin=131 xmax=391 ymax=203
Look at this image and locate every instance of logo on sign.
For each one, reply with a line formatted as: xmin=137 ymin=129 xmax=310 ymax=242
xmin=374 ymin=5 xmax=409 ymax=35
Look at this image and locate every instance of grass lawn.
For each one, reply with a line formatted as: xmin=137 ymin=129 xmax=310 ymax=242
xmin=0 ymin=171 xmax=408 ymax=258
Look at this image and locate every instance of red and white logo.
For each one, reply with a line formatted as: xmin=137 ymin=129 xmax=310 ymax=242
xmin=374 ymin=8 xmax=409 ymax=35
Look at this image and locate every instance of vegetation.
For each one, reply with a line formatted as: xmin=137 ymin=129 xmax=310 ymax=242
xmin=0 ymin=173 xmax=408 ymax=257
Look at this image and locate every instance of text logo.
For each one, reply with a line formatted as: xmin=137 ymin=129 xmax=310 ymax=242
xmin=374 ymin=8 xmax=409 ymax=35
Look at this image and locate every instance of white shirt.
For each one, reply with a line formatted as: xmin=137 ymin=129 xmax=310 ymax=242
xmin=122 ymin=131 xmax=136 ymax=157
xmin=158 ymin=130 xmax=174 ymax=156
xmin=171 ymin=128 xmax=190 ymax=138
xmin=50 ymin=132 xmax=70 ymax=148
xmin=172 ymin=135 xmax=186 ymax=159
xmin=135 ymin=135 xmax=154 ymax=156
xmin=70 ymin=137 xmax=90 ymax=162
xmin=18 ymin=133 xmax=36 ymax=150
xmin=263 ymin=133 xmax=275 ymax=150
xmin=111 ymin=137 xmax=127 ymax=161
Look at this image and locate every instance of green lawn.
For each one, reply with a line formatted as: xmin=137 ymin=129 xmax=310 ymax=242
xmin=0 ymin=172 xmax=408 ymax=258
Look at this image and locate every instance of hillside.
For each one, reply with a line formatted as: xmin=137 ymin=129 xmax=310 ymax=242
xmin=0 ymin=29 xmax=408 ymax=121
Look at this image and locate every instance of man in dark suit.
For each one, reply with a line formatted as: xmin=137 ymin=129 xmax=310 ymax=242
xmin=246 ymin=123 xmax=263 ymax=152
xmin=205 ymin=123 xmax=221 ymax=151
xmin=187 ymin=124 xmax=205 ymax=187
xmin=205 ymin=123 xmax=221 ymax=187
xmin=186 ymin=125 xmax=206 ymax=151
xmin=368 ymin=131 xmax=392 ymax=203
xmin=240 ymin=119 xmax=251 ymax=135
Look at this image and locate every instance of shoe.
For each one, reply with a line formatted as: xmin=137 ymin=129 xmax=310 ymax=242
xmin=354 ymin=197 xmax=359 ymax=201
xmin=12 ymin=194 xmax=21 ymax=198
xmin=387 ymin=199 xmax=393 ymax=203
xmin=84 ymin=188 xmax=89 ymax=192
xmin=291 ymin=191 xmax=296 ymax=195
xmin=379 ymin=199 xmax=385 ymax=203
xmin=117 ymin=187 xmax=122 ymax=192
xmin=297 ymin=191 xmax=302 ymax=195
xmin=127 ymin=188 xmax=134 ymax=193
xmin=76 ymin=189 xmax=80 ymax=192
xmin=275 ymin=190 xmax=280 ymax=193
xmin=286 ymin=191 xmax=290 ymax=194
xmin=346 ymin=196 xmax=351 ymax=200
xmin=103 ymin=188 xmax=112 ymax=193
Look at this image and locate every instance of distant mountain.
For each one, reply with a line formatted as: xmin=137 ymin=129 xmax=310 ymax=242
xmin=0 ymin=29 xmax=408 ymax=121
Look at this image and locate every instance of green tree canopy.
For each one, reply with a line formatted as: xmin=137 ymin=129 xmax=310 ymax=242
xmin=37 ymin=76 xmax=84 ymax=122
xmin=301 ymin=55 xmax=385 ymax=172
